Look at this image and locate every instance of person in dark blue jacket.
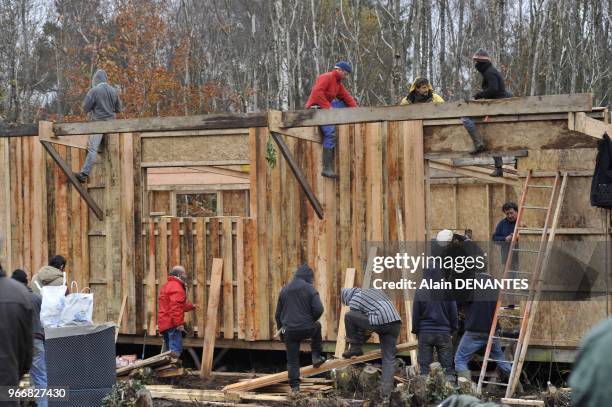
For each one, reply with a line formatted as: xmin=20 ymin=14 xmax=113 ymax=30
xmin=492 ymin=202 xmax=518 ymax=242
xmin=412 ymin=268 xmax=458 ymax=376
xmin=275 ymin=264 xmax=325 ymax=392
xmin=493 ymin=201 xmax=519 ymax=283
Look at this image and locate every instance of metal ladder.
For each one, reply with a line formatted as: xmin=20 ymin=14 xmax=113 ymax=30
xmin=476 ymin=170 xmax=568 ymax=397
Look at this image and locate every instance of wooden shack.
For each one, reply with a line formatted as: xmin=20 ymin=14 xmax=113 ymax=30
xmin=0 ymin=93 xmax=609 ymax=361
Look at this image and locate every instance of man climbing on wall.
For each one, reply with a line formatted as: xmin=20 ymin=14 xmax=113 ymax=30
xmin=158 ymin=266 xmax=195 ymax=357
xmin=463 ymin=49 xmax=513 ymax=177
xmin=74 ymin=69 xmax=122 ymax=183
xmin=341 ymin=287 xmax=402 ymax=400
xmin=400 ymin=77 xmax=445 ymax=105
xmin=305 ymin=61 xmax=357 ymax=179
xmin=275 ymin=263 xmax=326 ymax=393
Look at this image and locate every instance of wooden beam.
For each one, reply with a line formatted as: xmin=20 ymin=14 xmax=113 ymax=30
xmin=429 ymin=160 xmax=520 ymax=187
xmin=267 ymin=110 xmax=321 ymax=143
xmin=270 ymin=132 xmax=324 ymax=219
xmin=500 ymin=398 xmax=544 ymax=406
xmin=422 ymin=110 xmax=605 ymax=126
xmin=570 ymin=112 xmax=612 ymax=139
xmin=55 ymin=112 xmax=267 ymax=136
xmin=191 ymin=166 xmax=250 ymax=179
xmin=140 ymin=128 xmax=249 ymax=138
xmin=40 ymin=140 xmax=104 ymax=220
xmin=396 ymin=207 xmax=418 ymax=364
xmin=201 ymin=258 xmax=224 ymax=378
xmin=222 ymin=341 xmax=418 ymax=392
xmin=147 ymin=184 xmax=250 ymax=192
xmin=282 ymin=94 xmax=593 ymax=127
xmin=425 ymin=150 xmax=528 ymax=160
xmin=0 ymin=123 xmax=38 ymax=137
xmin=452 ymin=156 xmax=523 ymax=167
xmin=141 ymin=160 xmax=250 ymax=168
xmin=334 ymin=268 xmax=356 ymax=358
xmin=38 ymin=125 xmax=89 ymax=150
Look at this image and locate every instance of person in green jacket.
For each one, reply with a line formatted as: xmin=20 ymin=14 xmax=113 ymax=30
xmin=400 ymin=77 xmax=445 ymax=105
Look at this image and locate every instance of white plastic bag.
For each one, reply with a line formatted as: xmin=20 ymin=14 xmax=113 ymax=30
xmin=59 ymin=281 xmax=93 ymax=326
xmin=39 ymin=273 xmax=67 ymax=328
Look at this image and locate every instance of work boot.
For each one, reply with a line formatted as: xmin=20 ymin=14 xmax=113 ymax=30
xmin=312 ymin=354 xmax=327 ymax=368
xmin=74 ymin=172 xmax=88 ymax=183
xmin=497 ymin=368 xmax=510 ymax=384
xmin=342 ymin=343 xmax=364 ymax=359
xmin=490 ymin=156 xmax=503 ymax=177
xmin=465 ymin=127 xmax=485 ymax=154
xmin=456 ymin=370 xmax=472 ymax=382
xmin=321 ymin=147 xmax=338 ymax=178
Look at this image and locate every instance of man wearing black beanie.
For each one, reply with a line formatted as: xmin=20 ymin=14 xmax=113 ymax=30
xmin=12 ymin=269 xmax=47 ymax=407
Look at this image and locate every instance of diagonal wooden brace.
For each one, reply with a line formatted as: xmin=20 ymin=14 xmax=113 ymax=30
xmin=269 ymin=132 xmax=324 ymax=219
xmin=40 ymin=140 xmax=104 ymax=220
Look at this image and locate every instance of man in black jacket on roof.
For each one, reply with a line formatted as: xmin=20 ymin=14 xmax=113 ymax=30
xmin=462 ymin=49 xmax=513 ymax=177
xmin=275 ymin=264 xmax=326 ymax=392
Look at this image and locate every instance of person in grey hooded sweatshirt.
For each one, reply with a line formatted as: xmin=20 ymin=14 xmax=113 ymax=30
xmin=275 ymin=264 xmax=325 ymax=392
xmin=74 ymin=69 xmax=122 ymax=183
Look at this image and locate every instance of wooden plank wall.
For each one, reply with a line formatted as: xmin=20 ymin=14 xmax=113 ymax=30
xmin=0 ymin=133 xmax=139 ymax=333
xmin=250 ymin=121 xmax=425 ymax=342
xmin=0 ymin=136 xmax=49 ymax=278
xmin=141 ymin=216 xmax=254 ymax=340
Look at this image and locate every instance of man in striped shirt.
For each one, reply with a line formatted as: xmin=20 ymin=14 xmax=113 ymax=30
xmin=341 ymin=288 xmax=402 ymax=396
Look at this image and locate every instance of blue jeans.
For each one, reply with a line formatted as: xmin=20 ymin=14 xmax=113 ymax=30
xmin=454 ymin=331 xmax=511 ymax=374
xmin=320 ymin=100 xmax=346 ymax=149
xmin=80 ymin=133 xmax=104 ymax=175
xmin=162 ymin=327 xmax=183 ymax=355
xmin=31 ymin=338 xmax=47 ymax=407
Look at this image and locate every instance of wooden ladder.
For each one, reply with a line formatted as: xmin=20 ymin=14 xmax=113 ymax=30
xmin=476 ymin=170 xmax=568 ymax=397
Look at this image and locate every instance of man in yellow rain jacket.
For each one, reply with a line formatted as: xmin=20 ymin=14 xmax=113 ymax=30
xmin=400 ymin=77 xmax=444 ymax=105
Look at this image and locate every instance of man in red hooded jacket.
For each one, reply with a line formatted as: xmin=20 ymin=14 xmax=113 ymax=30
xmin=305 ymin=61 xmax=357 ymax=178
xmin=158 ymin=265 xmax=195 ymax=356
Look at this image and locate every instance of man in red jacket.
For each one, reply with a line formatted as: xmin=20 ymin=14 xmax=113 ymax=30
xmin=305 ymin=61 xmax=357 ymax=178
xmin=158 ymin=266 xmax=195 ymax=356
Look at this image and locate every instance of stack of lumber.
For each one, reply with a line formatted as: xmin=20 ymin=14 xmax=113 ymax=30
xmin=116 ymin=351 xmax=180 ymax=377
xmin=223 ymin=341 xmax=418 ymax=392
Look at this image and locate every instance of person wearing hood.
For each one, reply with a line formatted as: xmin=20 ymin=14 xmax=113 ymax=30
xmin=305 ymin=61 xmax=357 ymax=179
xmin=412 ymin=267 xmax=458 ymax=378
xmin=400 ymin=77 xmax=445 ymax=105
xmin=0 ymin=262 xmax=33 ymax=405
xmin=74 ymin=69 xmax=122 ymax=183
xmin=157 ymin=266 xmax=195 ymax=357
xmin=462 ymin=49 xmax=513 ymax=177
xmin=31 ymin=255 xmax=66 ymax=295
xmin=341 ymin=287 xmax=402 ymax=397
xmin=12 ymin=269 xmax=47 ymax=407
xmin=274 ymin=264 xmax=325 ymax=392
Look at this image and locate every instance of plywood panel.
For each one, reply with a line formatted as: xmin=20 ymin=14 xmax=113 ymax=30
xmin=142 ymin=135 xmax=248 ymax=163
